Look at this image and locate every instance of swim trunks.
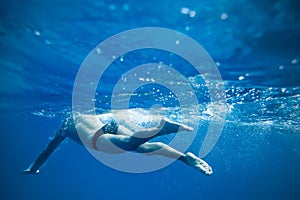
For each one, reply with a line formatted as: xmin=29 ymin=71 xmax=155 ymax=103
xmin=92 ymin=118 xmax=119 ymax=150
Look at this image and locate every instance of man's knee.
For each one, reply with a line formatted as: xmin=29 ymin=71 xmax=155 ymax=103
xmin=136 ymin=142 xmax=164 ymax=154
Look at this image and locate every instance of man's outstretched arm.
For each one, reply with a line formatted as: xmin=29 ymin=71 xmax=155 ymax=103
xmin=22 ymin=130 xmax=68 ymax=175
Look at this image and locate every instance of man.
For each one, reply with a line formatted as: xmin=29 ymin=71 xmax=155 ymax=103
xmin=22 ymin=112 xmax=213 ymax=175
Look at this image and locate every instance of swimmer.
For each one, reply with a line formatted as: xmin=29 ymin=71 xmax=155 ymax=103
xmin=22 ymin=113 xmax=213 ymax=175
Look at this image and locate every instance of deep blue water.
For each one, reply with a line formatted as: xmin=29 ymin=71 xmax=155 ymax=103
xmin=1 ymin=0 xmax=300 ymax=199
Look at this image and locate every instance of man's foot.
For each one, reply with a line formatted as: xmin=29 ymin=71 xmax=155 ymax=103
xmin=159 ymin=118 xmax=193 ymax=134
xmin=185 ymin=152 xmax=213 ymax=175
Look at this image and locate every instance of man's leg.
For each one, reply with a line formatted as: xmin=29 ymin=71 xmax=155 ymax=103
xmin=136 ymin=142 xmax=185 ymax=159
xmin=136 ymin=142 xmax=213 ymax=175
xmin=94 ymin=119 xmax=193 ymax=153
xmin=117 ymin=118 xmax=193 ymax=137
xmin=94 ymin=119 xmax=212 ymax=175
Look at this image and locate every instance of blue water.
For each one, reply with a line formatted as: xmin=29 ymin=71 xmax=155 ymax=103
xmin=1 ymin=0 xmax=300 ymax=199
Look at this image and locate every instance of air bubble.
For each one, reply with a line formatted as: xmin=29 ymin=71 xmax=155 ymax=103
xmin=291 ymin=59 xmax=298 ymax=64
xmin=96 ymin=48 xmax=101 ymax=54
xmin=238 ymin=76 xmax=245 ymax=81
xmin=220 ymin=13 xmax=228 ymax=20
xmin=44 ymin=39 xmax=51 ymax=45
xmin=281 ymin=88 xmax=287 ymax=93
xmin=189 ymin=10 xmax=196 ymax=18
xmin=34 ymin=30 xmax=41 ymax=36
xmin=278 ymin=65 xmax=284 ymax=70
xmin=181 ymin=7 xmax=190 ymax=15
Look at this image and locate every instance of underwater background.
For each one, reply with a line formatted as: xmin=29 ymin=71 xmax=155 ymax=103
xmin=0 ymin=0 xmax=300 ymax=199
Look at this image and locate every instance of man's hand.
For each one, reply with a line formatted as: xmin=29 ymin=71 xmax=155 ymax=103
xmin=22 ymin=168 xmax=40 ymax=175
